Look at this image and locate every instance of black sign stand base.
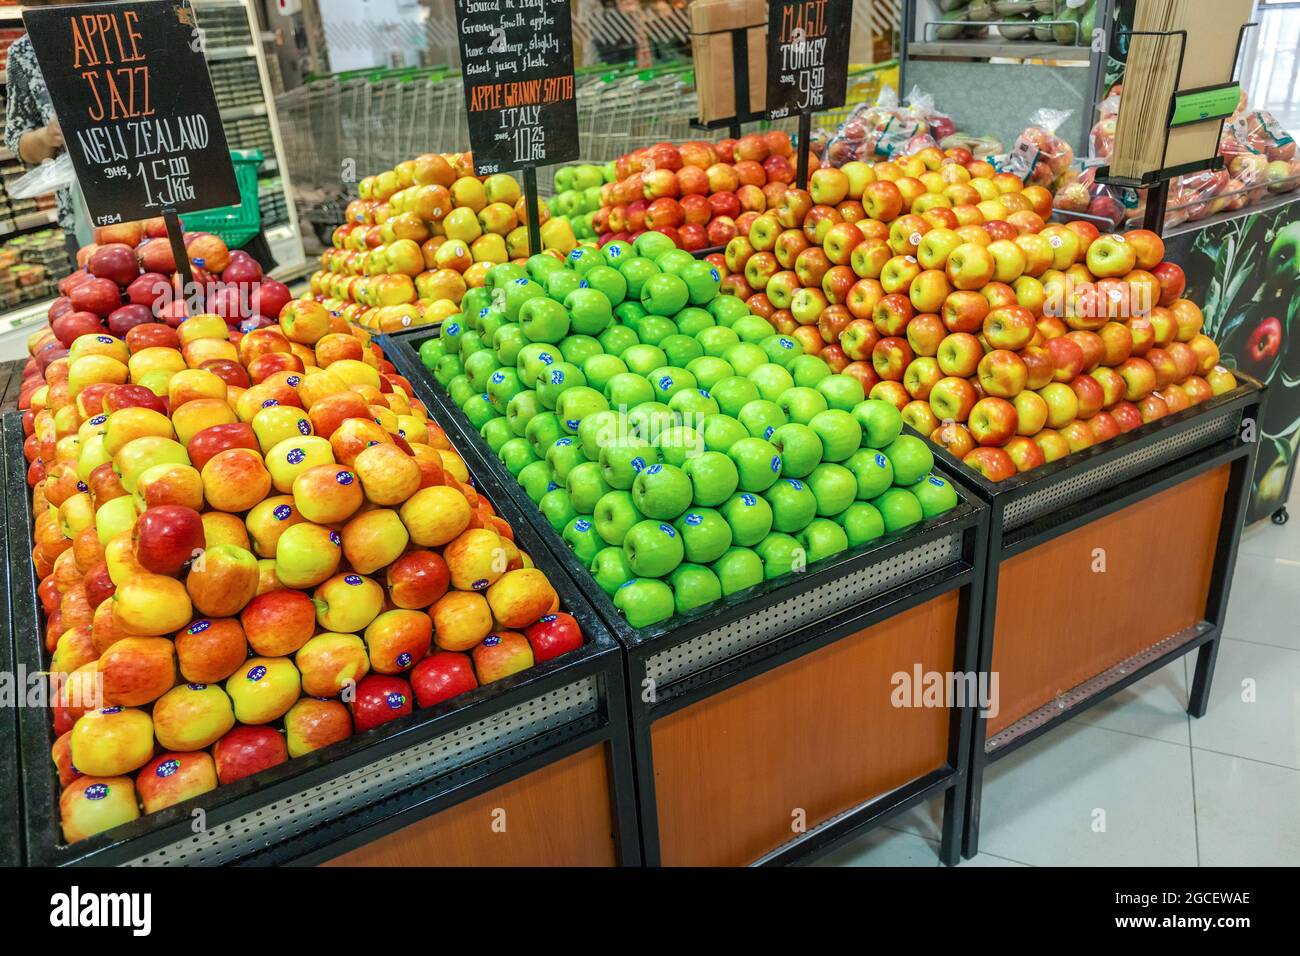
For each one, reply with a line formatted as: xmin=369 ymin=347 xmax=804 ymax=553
xmin=162 ymin=207 xmax=194 ymax=320
xmin=523 ymin=168 xmax=542 ymax=258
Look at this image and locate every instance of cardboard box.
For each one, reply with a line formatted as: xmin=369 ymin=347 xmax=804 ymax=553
xmin=691 ymin=0 xmax=766 ymax=123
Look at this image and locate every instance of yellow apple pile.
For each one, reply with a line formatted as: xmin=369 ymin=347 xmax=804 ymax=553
xmin=312 ymin=152 xmax=578 ymax=335
xmin=20 ymin=299 xmax=585 ymax=846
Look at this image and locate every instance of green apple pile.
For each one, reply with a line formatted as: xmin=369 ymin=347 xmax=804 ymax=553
xmin=418 ymin=233 xmax=960 ymax=628
xmin=549 ymin=163 xmax=617 ymax=242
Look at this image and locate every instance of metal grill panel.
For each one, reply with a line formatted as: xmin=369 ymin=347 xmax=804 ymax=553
xmin=1003 ymin=409 xmax=1242 ymax=530
xmin=122 ymin=678 xmax=597 ymax=866
xmin=645 ymin=533 xmax=964 ymax=688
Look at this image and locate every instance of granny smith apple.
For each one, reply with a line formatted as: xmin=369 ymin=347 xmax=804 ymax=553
xmin=751 ymin=363 xmax=796 ymax=403
xmin=498 ymin=436 xmax=538 ymax=476
xmin=765 ymin=477 xmax=818 ymax=533
xmin=674 ymin=507 xmax=733 ymax=563
xmin=458 ymin=330 xmax=484 ymax=357
xmin=809 ymin=409 xmax=862 ymax=462
xmin=647 ymin=366 xmax=697 ymax=402
xmin=873 ymin=487 xmax=924 ymax=534
xmin=545 ymin=436 xmax=587 ymax=481
xmin=435 ymin=355 xmax=464 ymax=388
xmin=660 ymin=333 xmax=704 ymax=368
xmin=614 ymin=300 xmax=648 ymax=329
xmin=788 ymin=354 xmax=833 ymax=388
xmin=604 ymin=371 xmax=655 ymax=411
xmin=565 ymin=287 xmax=613 ymax=336
xmin=682 ymin=450 xmax=739 ymax=506
xmin=685 ymin=356 xmax=734 ymax=391
xmin=448 ymin=374 xmax=475 ymax=408
xmin=544 ymin=268 xmax=582 ymax=302
xmin=622 ymin=344 xmax=669 ymax=377
xmin=733 ymin=314 xmax=776 ymax=344
xmin=697 ymin=325 xmax=739 ymax=357
xmin=518 ymin=460 xmax=556 ymax=503
xmin=654 ymin=248 xmax=696 ymax=276
xmin=623 ymin=519 xmax=685 ymax=577
xmin=600 ymin=325 xmax=639 ymax=356
xmin=720 ymin=491 xmax=774 ymax=546
xmin=837 ymin=501 xmax=885 ymax=547
xmin=633 ymin=231 xmax=676 ymax=260
xmin=525 ymin=412 xmax=565 ymax=457
xmin=711 ymin=547 xmax=764 ymax=596
xmin=518 ymin=297 xmax=571 ymax=344
xmin=486 ymin=367 xmax=524 ymax=413
xmin=760 ymin=334 xmax=803 ymax=367
xmin=655 ymin=425 xmax=703 ymax=467
xmin=418 ymin=337 xmax=446 ymax=366
xmin=566 ymin=247 xmax=603 ymax=275
xmin=481 ymin=417 xmax=514 ymax=454
xmin=777 ymin=386 xmax=829 ymax=425
xmin=636 ymin=316 xmax=678 ymax=347
xmin=506 ymin=390 xmax=542 ymax=437
xmin=563 ymin=516 xmax=604 ymax=565
xmin=599 ymin=437 xmax=658 ymax=489
xmin=712 ymin=376 xmax=761 ymax=418
xmin=701 ymin=414 xmax=749 ymax=453
xmin=555 ymin=386 xmax=609 ymax=435
xmin=559 ymin=334 xmax=603 ymax=368
xmin=538 ymin=487 xmax=577 ymax=531
xmin=617 ymin=256 xmax=660 ymax=298
xmin=578 ymin=408 xmax=624 ymax=459
xmin=816 ymin=373 xmax=866 ymax=411
xmin=504 ymin=277 xmax=546 ymax=321
xmin=845 ymin=447 xmax=894 ymax=499
xmin=728 ymin=437 xmax=783 ymax=493
xmin=679 ymin=260 xmax=722 ymax=305
xmin=477 ymin=312 xmax=505 ymax=347
xmin=708 ymin=295 xmax=751 ymax=327
xmin=535 ymin=362 xmax=586 ymax=409
xmin=583 ymin=265 xmax=628 ymax=305
xmin=492 ymin=324 xmax=528 ymax=367
xmin=567 ymin=460 xmax=612 ymax=513
xmin=884 ymin=435 xmax=934 ymax=486
xmin=462 ymin=286 xmax=493 ymax=315
xmin=525 ymin=255 xmax=563 ymax=282
xmin=852 ymin=399 xmax=904 ymax=448
xmin=613 ymin=577 xmax=674 ymax=627
xmin=770 ymin=423 xmax=823 ymax=478
xmin=582 ymin=353 xmax=628 ymax=394
xmin=807 ymin=462 xmax=858 ymax=516
xmin=464 ymin=349 xmax=503 ymax=392
xmin=461 ymin=392 xmax=497 ymax=429
xmin=797 ymin=517 xmax=849 ymax=563
xmin=601 ymin=239 xmax=633 ymax=266
xmin=593 ymin=489 xmax=641 ymax=546
xmin=910 ymin=474 xmax=959 ymax=518
xmin=668 ymin=563 xmax=723 ymax=614
xmin=436 ymin=320 xmax=463 ymax=357
xmin=738 ymin=399 xmax=788 ymax=441
xmin=591 ymin=546 xmax=636 ymax=595
xmin=675 ymin=307 xmax=715 ymax=337
xmin=754 ymin=532 xmax=807 ymax=580
xmin=627 ymin=402 xmax=674 ymax=442
xmin=519 ymin=344 xmax=562 ymax=386
xmin=631 ymin=463 xmax=693 ymax=520
xmin=722 ymin=342 xmax=767 ymax=377
xmin=669 ymin=388 xmax=720 ymax=424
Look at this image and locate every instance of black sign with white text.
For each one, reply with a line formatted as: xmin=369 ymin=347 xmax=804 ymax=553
xmin=765 ymin=0 xmax=851 ymax=120
xmin=454 ymin=0 xmax=579 ymax=175
xmin=23 ymin=0 xmax=239 ymax=226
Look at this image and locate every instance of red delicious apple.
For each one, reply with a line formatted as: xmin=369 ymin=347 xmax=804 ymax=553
xmin=351 ymin=674 xmax=414 ymax=732
xmin=107 ymin=304 xmax=154 ymax=337
xmin=525 ymin=612 xmax=583 ymax=663
xmin=133 ymin=505 xmax=205 ymax=574
xmin=213 ymin=725 xmax=288 ymax=785
xmin=70 ymin=276 xmax=124 ymax=317
xmin=410 ymin=651 xmax=478 ymax=708
xmin=87 ymin=243 xmax=141 ymax=287
xmin=187 ymin=422 xmax=259 ymax=472
xmin=51 ymin=311 xmax=106 ymax=348
xmin=103 ymin=383 xmax=168 ymax=415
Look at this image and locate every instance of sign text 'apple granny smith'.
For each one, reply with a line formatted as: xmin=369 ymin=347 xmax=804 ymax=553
xmin=23 ymin=0 xmax=239 ymax=226
xmin=764 ymin=0 xmax=851 ymax=120
xmin=455 ymin=0 xmax=579 ymax=176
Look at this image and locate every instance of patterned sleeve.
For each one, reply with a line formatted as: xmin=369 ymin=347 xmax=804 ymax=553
xmin=5 ymin=36 xmax=43 ymax=162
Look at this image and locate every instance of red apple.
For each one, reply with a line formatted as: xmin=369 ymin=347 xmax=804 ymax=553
xmin=410 ymin=651 xmax=478 ymax=708
xmin=212 ymin=725 xmax=288 ymax=785
xmin=350 ymin=674 xmax=413 ymax=732
xmin=133 ymin=505 xmax=205 ymax=574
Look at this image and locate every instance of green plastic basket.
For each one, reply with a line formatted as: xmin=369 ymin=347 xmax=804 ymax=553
xmin=181 ymin=149 xmax=264 ymax=249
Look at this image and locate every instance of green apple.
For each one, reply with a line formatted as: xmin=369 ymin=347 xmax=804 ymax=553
xmin=498 ymin=436 xmax=538 ymax=476
xmin=601 ymin=239 xmax=632 ymax=265
xmin=464 ymin=349 xmax=503 ymax=392
xmin=708 ymin=294 xmax=750 ymax=327
xmin=503 ymin=278 xmax=546 ymax=321
xmin=846 ymin=448 xmax=894 ymax=499
xmin=837 ymin=501 xmax=885 ymax=547
xmin=434 ymin=321 xmax=462 ymax=356
xmin=634 ymin=231 xmax=676 ymax=260
xmin=458 ymin=330 xmax=484 ymax=358
xmin=685 ymin=356 xmax=734 ymax=391
xmin=599 ymin=437 xmax=658 ymax=489
xmin=668 ymin=563 xmax=723 ymax=614
xmin=566 ymin=247 xmax=603 ymax=275
xmin=701 ymin=414 xmax=749 ymax=453
xmin=815 ymin=373 xmax=865 ymax=411
xmin=565 ymin=287 xmax=613 ymax=336
xmin=729 ymin=437 xmax=783 ymax=492
xmin=631 ymin=462 xmax=693 ymax=520
xmin=884 ymin=435 xmax=935 ymax=486
xmin=754 ymin=532 xmax=807 ymax=579
xmin=536 ymin=361 xmax=587 ymax=410
xmin=518 ymin=460 xmax=556 ymax=503
xmin=435 ymin=355 xmax=464 ymax=389
xmin=559 ymin=335 xmax=603 ymax=368
xmin=807 ymin=463 xmax=857 ymax=516
xmin=711 ymin=547 xmax=764 ymax=596
xmin=462 ymin=285 xmax=493 ymax=315
xmin=518 ymin=296 xmax=570 ymax=343
xmin=545 ymin=436 xmax=587 ymax=481
xmin=485 ymin=367 xmax=524 ymax=413
xmin=617 ymin=256 xmax=660 ymax=298
xmin=622 ymin=344 xmax=669 ymax=377
xmin=518 ymin=344 xmax=560 ymax=385
xmin=910 ymin=474 xmax=959 ymax=518
xmin=809 ymin=409 xmax=862 ymax=462
xmin=770 ymin=423 xmax=823 ymax=479
xmin=738 ymin=399 xmax=788 ymax=441
xmin=481 ymin=416 xmax=514 ymax=454
xmin=492 ymin=324 xmax=528 ymax=367
xmin=604 ymin=372 xmax=655 ymax=411
xmin=655 ymin=425 xmax=703 ymax=466
xmin=674 ymin=507 xmax=733 ymax=564
xmin=506 ymin=390 xmax=542 ymax=437
xmin=600 ymin=325 xmax=639 ymax=357
xmin=593 ymin=489 xmax=641 ymax=546
xmin=419 ymin=336 xmax=446 ymax=367
xmin=777 ymin=386 xmax=829 ymax=426
xmin=873 ymin=488 xmax=924 ymax=534
xmin=852 ymin=399 xmax=904 ymax=448
xmin=750 ymin=363 xmax=795 ymax=403
xmin=538 ymin=487 xmax=577 ymax=531
xmin=720 ymin=491 xmax=774 ymax=546
xmin=669 ymin=388 xmax=720 ymax=424
xmin=654 ymin=248 xmax=696 ymax=276
xmin=711 ymin=377 xmax=761 ymax=419
xmin=525 ymin=254 xmax=564 ymax=282
xmin=623 ymin=519 xmax=685 ymax=577
xmin=461 ymin=392 xmax=498 ymax=430
xmin=760 ymin=334 xmax=803 ymax=367
xmin=675 ymin=307 xmax=715 ymax=337
xmin=544 ymin=267 xmax=582 ymax=302
xmin=613 ymin=577 xmax=675 ymax=627
xmin=478 ymin=312 xmax=505 ymax=347
xmin=591 ymin=546 xmax=636 ymax=595
xmin=637 ymin=316 xmax=678 ymax=347
xmin=797 ymin=517 xmax=849 ymax=563
xmin=697 ymin=325 xmax=740 ymax=358
xmin=679 ymin=260 xmax=722 ymax=305
xmin=555 ymin=386 xmax=609 ymax=435
xmin=614 ymin=300 xmax=648 ymax=330
xmin=660 ymin=333 xmax=704 ymax=368
xmin=563 ymin=516 xmax=604 ymax=565
xmin=627 ymin=402 xmax=674 ymax=443
xmin=647 ymin=366 xmax=697 ymax=402
xmin=722 ymin=342 xmax=767 ymax=377
xmin=578 ymin=409 xmax=624 ymax=459
xmin=447 ymin=375 xmax=475 ymax=408
xmin=567 ymin=460 xmax=611 ymax=513
xmin=764 ymin=477 xmax=818 ymax=533
xmin=583 ymin=265 xmax=628 ymax=305
xmin=788 ymin=354 xmax=833 ymax=388
xmin=682 ymin=450 xmax=739 ymax=506
xmin=733 ymin=314 xmax=776 ymax=344
xmin=582 ymin=353 xmax=628 ymax=394
xmin=525 ymin=412 xmax=565 ymax=457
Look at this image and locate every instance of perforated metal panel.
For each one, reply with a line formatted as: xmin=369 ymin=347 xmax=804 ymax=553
xmin=1003 ymin=410 xmax=1242 ymax=530
xmin=122 ymin=678 xmax=598 ymax=866
xmin=645 ymin=532 xmax=964 ymax=688
xmin=985 ymin=621 xmax=1211 ymax=754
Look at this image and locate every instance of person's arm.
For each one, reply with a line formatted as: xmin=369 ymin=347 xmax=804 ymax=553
xmin=4 ymin=38 xmax=61 ymax=164
xmin=19 ymin=119 xmax=62 ymax=165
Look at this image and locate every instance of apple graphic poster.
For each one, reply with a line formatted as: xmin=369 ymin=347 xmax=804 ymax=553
xmin=1166 ymin=200 xmax=1300 ymax=522
xmin=764 ymin=0 xmax=851 ymax=120
xmin=22 ymin=0 xmax=239 ymax=227
xmin=455 ymin=0 xmax=579 ymax=176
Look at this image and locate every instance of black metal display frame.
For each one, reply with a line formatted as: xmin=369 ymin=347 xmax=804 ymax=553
xmin=0 ymin=404 xmax=18 ymax=867
xmin=916 ymin=377 xmax=1266 ymax=859
xmin=381 ymin=328 xmax=991 ymax=866
xmin=3 ymin=410 xmax=642 ymax=867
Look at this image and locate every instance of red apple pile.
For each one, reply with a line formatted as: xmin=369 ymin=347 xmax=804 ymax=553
xmin=20 ymin=300 xmax=585 ymax=845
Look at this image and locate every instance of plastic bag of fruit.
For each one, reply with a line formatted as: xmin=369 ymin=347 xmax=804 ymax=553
xmin=997 ymin=107 xmax=1075 ymax=187
xmin=939 ymin=132 xmax=1003 ymax=160
xmin=1223 ymin=109 xmax=1298 ymax=164
xmin=1090 ymin=91 xmax=1120 ymax=160
xmin=1052 ymin=165 xmax=1133 ymax=226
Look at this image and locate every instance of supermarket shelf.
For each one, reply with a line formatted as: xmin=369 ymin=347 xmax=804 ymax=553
xmin=0 ymin=209 xmax=57 ymax=236
xmin=1158 ymin=190 xmax=1300 ymax=239
xmin=908 ymin=39 xmax=1093 ymax=63
xmin=0 ymin=7 xmax=22 ymax=24
xmin=206 ymin=43 xmax=257 ymax=62
xmin=220 ymin=102 xmax=268 ymax=121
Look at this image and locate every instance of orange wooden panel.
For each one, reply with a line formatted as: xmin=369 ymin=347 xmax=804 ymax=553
xmin=325 ymin=744 xmax=619 ymax=867
xmin=988 ymin=464 xmax=1229 ymax=735
xmin=651 ymin=592 xmax=961 ymax=866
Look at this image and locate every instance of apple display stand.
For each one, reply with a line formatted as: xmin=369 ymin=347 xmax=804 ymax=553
xmin=381 ymin=324 xmax=992 ymax=868
xmin=925 ymin=376 xmax=1265 ymax=859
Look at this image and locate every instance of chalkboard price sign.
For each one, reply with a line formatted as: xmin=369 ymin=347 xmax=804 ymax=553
xmin=23 ymin=0 xmax=239 ymax=227
xmin=455 ymin=0 xmax=580 ymax=176
xmin=765 ymin=0 xmax=852 ymax=121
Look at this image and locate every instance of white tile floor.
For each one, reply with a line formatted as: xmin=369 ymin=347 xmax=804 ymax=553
xmin=822 ymin=490 xmax=1300 ymax=868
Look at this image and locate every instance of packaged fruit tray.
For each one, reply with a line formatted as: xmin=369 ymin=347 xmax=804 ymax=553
xmin=3 ymin=410 xmax=628 ymax=867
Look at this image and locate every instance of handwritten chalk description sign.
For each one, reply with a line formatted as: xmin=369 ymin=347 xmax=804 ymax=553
xmin=765 ymin=0 xmax=851 ymax=120
xmin=23 ymin=0 xmax=238 ymax=226
xmin=455 ymin=0 xmax=579 ymax=175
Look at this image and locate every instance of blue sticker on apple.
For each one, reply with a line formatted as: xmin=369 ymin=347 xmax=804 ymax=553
xmin=710 ymin=268 xmax=720 ymax=281
xmin=646 ymin=463 xmax=663 ymax=475
xmin=787 ymin=479 xmax=803 ymax=490
xmin=771 ymin=456 xmax=782 ymax=472
xmin=84 ymin=784 xmax=109 ymax=801
xmin=273 ymin=504 xmax=292 ymax=520
xmin=89 ymin=415 xmax=106 ymax=426
xmin=659 ymin=524 xmax=676 ymax=537
xmin=575 ymin=519 xmax=591 ymax=532
xmin=396 ymin=652 xmax=412 ymax=668
xmin=658 ymin=376 xmax=673 ymax=391
xmin=928 ymin=476 xmax=945 ymax=486
xmin=297 ymin=419 xmax=311 ymax=435
xmin=491 ymin=371 xmax=505 ymax=384
xmin=285 ymin=448 xmax=305 ymax=465
xmin=188 ymin=683 xmax=207 ymax=691
xmin=336 ymin=471 xmax=355 ymax=485
xmin=547 ymin=481 xmax=559 ymax=491
xmin=247 ymin=665 xmax=267 ymax=682
xmin=188 ymin=620 xmax=211 ymax=634
xmin=742 ymin=493 xmax=756 ymax=506
xmin=76 ymin=481 xmax=88 ymax=492
xmin=609 ymin=247 xmax=622 ymax=257
xmin=329 ymin=531 xmax=342 ymax=546
xmin=566 ymin=419 xmax=579 ymax=430
xmin=540 ymin=353 xmax=554 ymax=365
xmin=551 ymin=370 xmax=565 ymax=385
xmin=514 ymin=278 xmax=529 ymax=285
xmin=685 ymin=513 xmax=703 ymax=526
xmin=875 ymin=453 xmax=887 ymax=468
xmin=262 ymin=399 xmax=279 ymax=408
xmin=569 ymin=250 xmax=581 ymax=260
xmin=631 ymin=457 xmax=646 ymax=472
xmin=555 ymin=437 xmax=572 ymax=446
xmin=287 ymin=376 xmax=301 ymax=387
xmin=447 ymin=323 xmax=460 ymax=335
xmin=579 ymin=279 xmax=589 ymax=288
xmin=155 ymin=759 xmax=180 ymax=778
xmin=780 ymin=338 xmax=794 ymax=349
xmin=101 ymin=706 xmax=122 ymax=715
xmin=541 ymin=614 xmax=557 ymax=622
xmin=96 ymin=335 xmax=113 ymax=344
xmin=471 ymin=578 xmax=489 ymax=590
xmin=619 ymin=578 xmax=638 ymax=589
xmin=344 ymin=574 xmax=363 ymax=585
xmin=385 ymin=692 xmax=406 ymax=709
xmin=480 ymin=307 xmax=490 ymax=318
xmin=699 ymin=389 xmax=710 ymax=398
xmin=764 ymin=426 xmax=775 ymax=440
